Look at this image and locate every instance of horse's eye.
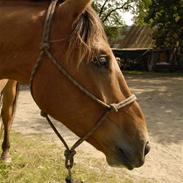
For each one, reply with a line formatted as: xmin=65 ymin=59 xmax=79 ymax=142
xmin=92 ymin=55 xmax=109 ymax=68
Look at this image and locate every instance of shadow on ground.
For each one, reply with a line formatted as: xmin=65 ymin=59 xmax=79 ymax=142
xmin=126 ymin=74 xmax=183 ymax=145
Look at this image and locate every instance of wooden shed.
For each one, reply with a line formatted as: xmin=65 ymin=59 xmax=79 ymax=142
xmin=111 ymin=26 xmax=171 ymax=71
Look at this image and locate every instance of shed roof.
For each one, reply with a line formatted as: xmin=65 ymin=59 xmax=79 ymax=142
xmin=110 ymin=26 xmax=155 ymax=49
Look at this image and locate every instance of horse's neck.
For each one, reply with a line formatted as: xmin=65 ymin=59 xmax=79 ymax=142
xmin=0 ymin=4 xmax=47 ymax=83
xmin=0 ymin=2 xmax=70 ymax=83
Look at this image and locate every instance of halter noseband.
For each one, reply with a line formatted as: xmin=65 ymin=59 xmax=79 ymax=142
xmin=30 ymin=0 xmax=137 ymax=182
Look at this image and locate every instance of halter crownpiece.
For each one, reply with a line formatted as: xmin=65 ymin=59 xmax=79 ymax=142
xmin=30 ymin=0 xmax=137 ymax=182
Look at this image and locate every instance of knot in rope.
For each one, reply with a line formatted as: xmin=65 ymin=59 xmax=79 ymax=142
xmin=64 ymin=149 xmax=76 ymax=169
xmin=40 ymin=42 xmax=50 ymax=51
xmin=65 ymin=176 xmax=74 ymax=183
xmin=109 ymin=104 xmax=119 ymax=112
xmin=64 ymin=149 xmax=76 ymax=183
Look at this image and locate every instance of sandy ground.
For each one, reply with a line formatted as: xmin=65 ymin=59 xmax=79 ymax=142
xmin=8 ymin=74 xmax=183 ymax=183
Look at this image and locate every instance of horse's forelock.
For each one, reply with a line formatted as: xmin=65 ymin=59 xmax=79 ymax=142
xmin=66 ymin=7 xmax=108 ymax=66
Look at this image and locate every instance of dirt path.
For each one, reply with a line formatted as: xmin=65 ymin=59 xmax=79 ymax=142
xmin=12 ymin=74 xmax=183 ymax=183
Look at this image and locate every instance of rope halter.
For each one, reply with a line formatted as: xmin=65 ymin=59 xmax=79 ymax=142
xmin=30 ymin=1 xmax=137 ymax=182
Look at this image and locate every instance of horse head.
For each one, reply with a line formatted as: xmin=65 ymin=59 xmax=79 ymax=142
xmin=29 ymin=0 xmax=150 ymax=170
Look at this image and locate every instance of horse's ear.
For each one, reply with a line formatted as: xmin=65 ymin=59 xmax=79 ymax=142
xmin=64 ymin=0 xmax=92 ymax=18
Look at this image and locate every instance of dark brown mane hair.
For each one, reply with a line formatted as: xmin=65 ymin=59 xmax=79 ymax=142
xmin=67 ymin=7 xmax=108 ymax=65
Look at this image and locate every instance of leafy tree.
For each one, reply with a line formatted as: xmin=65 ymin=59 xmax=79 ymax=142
xmin=93 ymin=0 xmax=136 ymax=40
xmin=145 ymin=0 xmax=183 ymax=63
xmin=93 ymin=0 xmax=153 ymax=40
xmin=93 ymin=0 xmax=134 ymax=26
xmin=134 ymin=0 xmax=152 ymax=25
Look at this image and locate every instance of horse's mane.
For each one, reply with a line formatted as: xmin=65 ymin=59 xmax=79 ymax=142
xmin=68 ymin=7 xmax=108 ymax=65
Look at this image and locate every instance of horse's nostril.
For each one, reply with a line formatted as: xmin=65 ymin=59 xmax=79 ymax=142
xmin=144 ymin=141 xmax=150 ymax=156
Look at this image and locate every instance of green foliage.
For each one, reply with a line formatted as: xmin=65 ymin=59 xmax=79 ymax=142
xmin=145 ymin=0 xmax=183 ymax=50
xmin=134 ymin=0 xmax=152 ymax=25
xmin=104 ymin=26 xmax=123 ymax=42
xmin=93 ymin=0 xmax=136 ymax=40
xmin=93 ymin=0 xmax=134 ymax=26
xmin=92 ymin=1 xmax=154 ymax=40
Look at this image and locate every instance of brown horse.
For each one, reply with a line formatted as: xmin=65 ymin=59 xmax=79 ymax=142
xmin=0 ymin=80 xmax=18 ymax=162
xmin=0 ymin=0 xmax=150 ymax=170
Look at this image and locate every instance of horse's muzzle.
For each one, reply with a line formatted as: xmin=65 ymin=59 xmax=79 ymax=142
xmin=107 ymin=141 xmax=150 ymax=170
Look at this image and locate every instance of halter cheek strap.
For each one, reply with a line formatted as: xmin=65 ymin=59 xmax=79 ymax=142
xmin=30 ymin=0 xmax=137 ymax=182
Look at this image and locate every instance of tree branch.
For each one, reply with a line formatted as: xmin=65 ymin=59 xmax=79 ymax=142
xmin=102 ymin=3 xmax=130 ymax=23
xmin=99 ymin=0 xmax=109 ymax=18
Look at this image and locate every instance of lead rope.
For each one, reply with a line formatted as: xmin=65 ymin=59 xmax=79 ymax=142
xmin=41 ymin=110 xmax=110 ymax=183
xmin=41 ymin=112 xmax=75 ymax=182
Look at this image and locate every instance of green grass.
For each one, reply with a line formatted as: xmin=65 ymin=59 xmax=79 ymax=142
xmin=0 ymin=133 xmax=156 ymax=183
